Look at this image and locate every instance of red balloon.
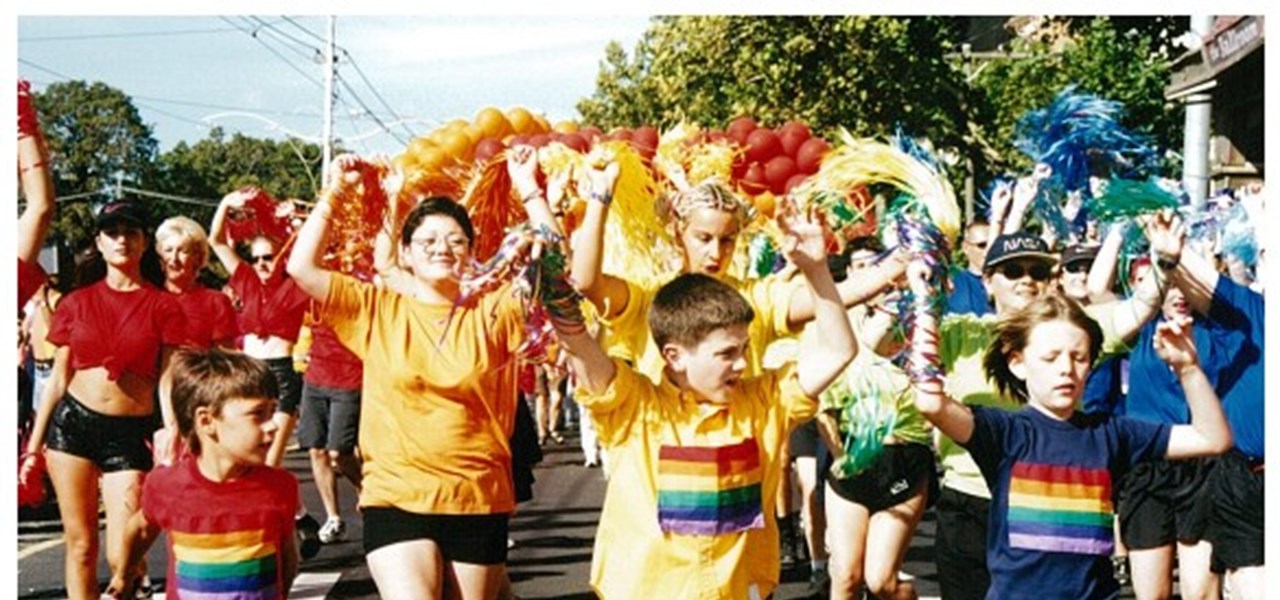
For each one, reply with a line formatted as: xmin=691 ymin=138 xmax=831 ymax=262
xmin=727 ymin=116 xmax=758 ymax=144
xmin=796 ymin=138 xmax=831 ymax=174
xmin=779 ymin=120 xmax=812 ymax=140
xmin=731 ymin=154 xmax=749 ymax=181
xmin=528 ymin=133 xmax=552 ymax=148
xmin=745 ymin=129 xmax=783 ymax=164
xmin=780 ymin=127 xmax=811 ymax=157
xmin=579 ymin=126 xmax=604 ymax=144
xmin=707 ymin=130 xmax=729 ymax=143
xmin=784 ymin=173 xmax=808 ymax=194
xmin=508 ymin=134 xmax=530 ymax=147
xmin=741 ymin=163 xmax=769 ymax=195
xmin=764 ymin=156 xmax=797 ymax=195
xmin=609 ymin=128 xmax=633 ymax=142
xmin=632 ymin=125 xmax=659 ymax=150
xmin=560 ymin=132 xmax=589 ymax=153
xmin=474 ymin=137 xmax=506 ymax=164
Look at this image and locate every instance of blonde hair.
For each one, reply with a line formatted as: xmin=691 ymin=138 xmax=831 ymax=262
xmin=664 ymin=179 xmax=754 ymax=231
xmin=155 ymin=216 xmax=211 ymax=268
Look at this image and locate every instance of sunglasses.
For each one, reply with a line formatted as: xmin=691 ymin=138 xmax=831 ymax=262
xmin=1063 ymin=261 xmax=1093 ymax=274
xmin=967 ymin=239 xmax=989 ymax=250
xmin=251 ymin=254 xmax=275 ymax=264
xmin=995 ymin=262 xmax=1052 ymax=282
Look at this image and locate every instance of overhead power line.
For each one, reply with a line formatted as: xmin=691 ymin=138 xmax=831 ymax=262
xmin=219 ymin=16 xmax=323 ymax=89
xmin=341 ymin=50 xmax=418 ymax=140
xmin=20 ymin=24 xmax=247 ymax=43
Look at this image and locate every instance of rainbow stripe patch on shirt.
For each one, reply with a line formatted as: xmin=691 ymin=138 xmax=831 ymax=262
xmin=170 ymin=529 xmax=280 ymax=599
xmin=1006 ymin=462 xmax=1114 ymax=556
xmin=657 ymin=438 xmax=765 ymax=536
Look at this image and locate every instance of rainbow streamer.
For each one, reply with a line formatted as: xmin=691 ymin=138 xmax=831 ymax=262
xmin=822 ymin=376 xmax=899 ymax=478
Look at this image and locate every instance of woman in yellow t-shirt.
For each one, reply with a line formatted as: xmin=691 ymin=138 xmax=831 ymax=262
xmin=286 ymin=152 xmax=562 ymax=600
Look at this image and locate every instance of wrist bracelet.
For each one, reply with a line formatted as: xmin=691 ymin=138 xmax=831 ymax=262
xmin=1156 ymin=255 xmax=1179 ymax=271
xmin=589 ymin=192 xmax=613 ymax=206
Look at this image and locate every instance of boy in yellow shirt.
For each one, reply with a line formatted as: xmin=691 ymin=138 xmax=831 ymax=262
xmin=552 ymin=203 xmax=857 ymax=599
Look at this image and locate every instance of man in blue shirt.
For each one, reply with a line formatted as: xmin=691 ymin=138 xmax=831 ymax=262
xmin=947 ymin=219 xmax=994 ymax=316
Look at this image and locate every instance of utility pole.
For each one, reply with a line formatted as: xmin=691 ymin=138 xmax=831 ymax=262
xmin=1182 ymin=15 xmax=1215 ymax=207
xmin=321 ymin=15 xmax=336 ymax=188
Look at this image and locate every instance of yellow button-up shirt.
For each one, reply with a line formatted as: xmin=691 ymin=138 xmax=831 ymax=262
xmin=579 ymin=360 xmax=815 ymax=600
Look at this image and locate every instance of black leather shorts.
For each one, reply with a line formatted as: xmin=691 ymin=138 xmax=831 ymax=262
xmin=45 ymin=393 xmax=155 ymax=473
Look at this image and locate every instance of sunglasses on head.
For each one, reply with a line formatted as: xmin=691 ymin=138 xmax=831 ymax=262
xmin=1063 ymin=261 xmax=1093 ymax=274
xmin=996 ymin=261 xmax=1052 ymax=282
xmin=251 ymin=253 xmax=275 ymax=264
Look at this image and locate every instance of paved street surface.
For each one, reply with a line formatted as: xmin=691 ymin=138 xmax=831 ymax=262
xmin=21 ymin=428 xmax=1148 ymax=599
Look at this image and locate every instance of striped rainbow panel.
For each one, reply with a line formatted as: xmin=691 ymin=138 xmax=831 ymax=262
xmin=1006 ymin=462 xmax=1114 ymax=556
xmin=171 ymin=529 xmax=281 ymax=599
xmin=657 ymin=438 xmax=764 ymax=536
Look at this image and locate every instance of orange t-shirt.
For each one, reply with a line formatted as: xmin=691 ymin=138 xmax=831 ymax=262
xmin=321 ymin=274 xmax=524 ymax=514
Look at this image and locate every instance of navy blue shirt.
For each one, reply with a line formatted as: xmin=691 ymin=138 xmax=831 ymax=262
xmin=1205 ymin=277 xmax=1265 ymax=459
xmin=1081 ymin=355 xmax=1127 ymax=416
xmin=964 ymin=406 xmax=1170 ymax=600
xmin=1124 ymin=318 xmax=1226 ymax=425
xmin=947 ymin=268 xmax=993 ymax=317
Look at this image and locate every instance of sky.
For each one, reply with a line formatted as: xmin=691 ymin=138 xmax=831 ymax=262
xmin=16 ymin=15 xmax=652 ymax=158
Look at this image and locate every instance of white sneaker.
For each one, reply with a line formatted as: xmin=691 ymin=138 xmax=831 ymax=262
xmin=318 ymin=517 xmax=346 ymax=544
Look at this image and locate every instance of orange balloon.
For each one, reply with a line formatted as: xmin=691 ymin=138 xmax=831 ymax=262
xmin=416 ymin=147 xmax=447 ymax=172
xmin=474 ymin=107 xmax=513 ymax=140
xmin=427 ymin=129 xmax=450 ymax=147
xmin=440 ymin=130 xmax=474 ymax=162
xmin=552 ymin=120 xmax=580 ymax=134
xmin=463 ymin=124 xmax=486 ymax=145
xmin=754 ymin=191 xmax=777 ymax=218
xmin=391 ymin=153 xmax=417 ymax=175
xmin=408 ymin=136 xmax=436 ymax=157
xmin=531 ymin=113 xmax=551 ymax=134
xmin=446 ymin=118 xmax=469 ymax=131
xmin=506 ymin=107 xmax=536 ymax=135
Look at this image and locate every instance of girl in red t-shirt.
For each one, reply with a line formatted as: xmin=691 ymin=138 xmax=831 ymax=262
xmin=21 ymin=199 xmax=190 ymax=599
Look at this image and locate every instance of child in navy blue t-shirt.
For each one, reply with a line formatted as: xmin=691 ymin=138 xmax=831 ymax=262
xmin=907 ymin=271 xmax=1232 ymax=600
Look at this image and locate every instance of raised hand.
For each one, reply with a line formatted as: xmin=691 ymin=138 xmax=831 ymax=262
xmin=1153 ymin=314 xmax=1200 ymax=374
xmin=507 ymin=145 xmax=541 ymax=199
xmin=577 ymin=156 xmax=620 ymax=205
xmin=1142 ymin=209 xmax=1185 ymax=266
xmin=774 ymin=195 xmax=828 ymax=273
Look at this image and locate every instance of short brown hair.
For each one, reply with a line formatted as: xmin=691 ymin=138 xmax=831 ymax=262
xmin=649 ymin=273 xmax=755 ymax=349
xmin=170 ymin=349 xmax=279 ymax=454
xmin=983 ymin=291 xmax=1103 ymax=403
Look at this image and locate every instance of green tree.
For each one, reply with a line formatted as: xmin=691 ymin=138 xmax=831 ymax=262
xmin=578 ymin=16 xmax=970 ymax=147
xmin=969 ymin=16 xmax=1183 ymax=179
xmin=33 ymin=80 xmax=159 ymax=255
xmin=151 ymin=127 xmax=326 ymax=228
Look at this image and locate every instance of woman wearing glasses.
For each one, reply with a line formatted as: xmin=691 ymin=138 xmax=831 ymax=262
xmin=209 ymin=189 xmax=312 ymax=469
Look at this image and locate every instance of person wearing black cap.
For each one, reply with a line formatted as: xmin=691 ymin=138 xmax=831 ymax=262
xmin=931 ymin=227 xmax=1179 ymax=600
xmin=1059 ymin=243 xmax=1100 ymax=304
xmin=21 ymin=198 xmax=194 ymax=599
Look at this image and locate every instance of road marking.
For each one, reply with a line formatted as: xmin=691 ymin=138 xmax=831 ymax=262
xmin=16 ymin=537 xmax=63 ymax=560
xmin=290 ymin=571 xmax=343 ymax=599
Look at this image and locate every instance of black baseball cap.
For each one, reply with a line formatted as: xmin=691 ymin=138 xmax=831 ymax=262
xmin=1061 ymin=244 xmax=1100 ymax=267
xmin=983 ymin=231 xmax=1056 ymax=271
xmin=96 ymin=199 xmax=148 ymax=230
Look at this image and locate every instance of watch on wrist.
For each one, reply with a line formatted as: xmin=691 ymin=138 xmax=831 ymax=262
xmin=1157 ymin=255 xmax=1179 ymax=271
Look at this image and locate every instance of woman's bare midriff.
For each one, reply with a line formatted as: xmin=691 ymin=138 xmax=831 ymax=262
xmin=65 ymin=367 xmax=155 ymax=417
xmin=243 ymin=334 xmax=295 ymax=360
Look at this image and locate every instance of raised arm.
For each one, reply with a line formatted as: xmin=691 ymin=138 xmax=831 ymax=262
xmin=1156 ymin=316 xmax=1233 ymax=459
xmin=906 ymin=261 xmax=975 ymax=444
xmin=1000 ymin=164 xmax=1051 ymax=235
xmin=1097 ymin=212 xmax=1183 ymax=342
xmin=18 ymin=80 xmax=55 ymax=265
xmin=208 ymin=189 xmax=250 ymax=274
xmin=786 ymin=247 xmax=908 ymax=328
xmin=567 ymin=158 xmax=630 ymax=319
xmin=776 ymin=200 xmax=857 ymax=397
xmin=1086 ymin=222 xmax=1125 ymax=303
xmin=285 ymin=182 xmax=337 ymax=301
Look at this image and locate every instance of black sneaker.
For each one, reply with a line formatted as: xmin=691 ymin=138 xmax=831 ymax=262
xmin=296 ymin=513 xmax=322 ymax=559
xmin=778 ymin=516 xmax=797 ymax=566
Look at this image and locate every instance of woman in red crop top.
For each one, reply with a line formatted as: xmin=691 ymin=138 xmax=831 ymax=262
xmin=21 ymin=199 xmax=190 ymax=600
xmin=210 ymin=189 xmax=312 ymax=468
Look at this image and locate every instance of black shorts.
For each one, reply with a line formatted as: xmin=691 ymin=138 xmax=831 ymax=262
xmin=362 ymin=507 xmax=509 ymax=565
xmin=788 ymin=418 xmax=820 ymax=459
xmin=264 ymin=357 xmax=303 ymax=415
xmin=826 ymin=443 xmax=935 ymax=513
xmin=297 ymin=382 xmax=361 ymax=452
xmin=1116 ymin=458 xmax=1214 ymax=549
xmin=1205 ymin=450 xmax=1264 ymax=573
xmin=45 ymin=393 xmax=154 ymax=473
